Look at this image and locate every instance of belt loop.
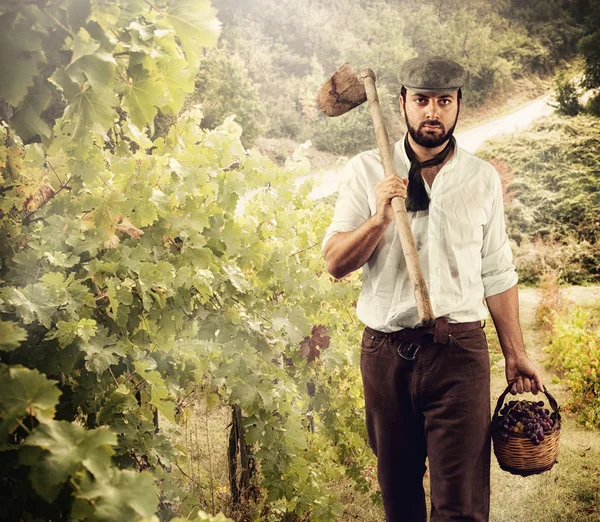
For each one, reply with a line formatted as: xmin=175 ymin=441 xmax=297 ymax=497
xmin=433 ymin=317 xmax=450 ymax=344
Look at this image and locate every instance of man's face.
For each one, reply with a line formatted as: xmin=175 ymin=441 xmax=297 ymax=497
xmin=399 ymin=89 xmax=460 ymax=148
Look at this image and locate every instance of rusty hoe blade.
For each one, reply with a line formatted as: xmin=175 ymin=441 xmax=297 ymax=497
xmin=317 ymin=62 xmax=368 ymax=117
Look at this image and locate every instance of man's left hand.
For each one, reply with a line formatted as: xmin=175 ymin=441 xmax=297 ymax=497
xmin=505 ymin=355 xmax=544 ymax=395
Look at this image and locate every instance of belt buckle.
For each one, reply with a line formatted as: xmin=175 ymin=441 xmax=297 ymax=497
xmin=397 ymin=341 xmax=420 ymax=361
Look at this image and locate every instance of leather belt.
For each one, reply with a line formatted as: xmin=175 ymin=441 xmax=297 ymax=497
xmin=365 ymin=317 xmax=483 ymax=345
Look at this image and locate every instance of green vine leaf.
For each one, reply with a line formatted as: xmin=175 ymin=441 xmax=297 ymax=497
xmin=0 ymin=11 xmax=43 ymax=106
xmin=21 ymin=420 xmax=117 ymax=502
xmin=11 ymin=76 xmax=53 ymax=141
xmin=83 ymin=327 xmax=126 ymax=375
xmin=162 ymin=0 xmax=222 ymax=68
xmin=120 ymin=65 xmax=167 ymax=131
xmin=150 ymin=385 xmax=176 ymax=423
xmin=0 ymin=320 xmax=27 ymax=352
xmin=66 ymin=28 xmax=117 ymax=91
xmin=0 ymin=365 xmax=61 ymax=439
xmin=88 ymin=0 xmax=121 ymax=30
xmin=0 ymin=286 xmax=55 ymax=328
xmin=63 ymin=83 xmax=118 ymax=142
xmin=159 ymin=57 xmax=195 ymax=113
xmin=72 ymin=468 xmax=158 ymax=522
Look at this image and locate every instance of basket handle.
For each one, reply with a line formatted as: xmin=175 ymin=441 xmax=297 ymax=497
xmin=492 ymin=380 xmax=561 ymax=423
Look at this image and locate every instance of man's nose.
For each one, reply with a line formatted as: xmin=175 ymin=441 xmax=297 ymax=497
xmin=426 ymin=100 xmax=440 ymax=120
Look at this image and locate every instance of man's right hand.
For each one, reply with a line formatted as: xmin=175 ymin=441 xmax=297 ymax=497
xmin=324 ymin=176 xmax=408 ymax=279
xmin=375 ymin=176 xmax=408 ymax=225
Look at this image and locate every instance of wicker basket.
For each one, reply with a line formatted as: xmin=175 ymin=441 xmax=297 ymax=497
xmin=491 ymin=383 xmax=561 ymax=477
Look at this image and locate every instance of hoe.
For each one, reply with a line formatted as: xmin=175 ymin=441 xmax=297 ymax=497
xmin=317 ymin=63 xmax=434 ymax=327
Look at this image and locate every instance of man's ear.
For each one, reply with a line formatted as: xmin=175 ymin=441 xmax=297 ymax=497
xmin=399 ymin=95 xmax=405 ymax=118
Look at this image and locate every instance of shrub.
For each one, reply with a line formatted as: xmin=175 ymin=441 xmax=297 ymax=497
xmin=543 ymin=306 xmax=600 ymax=430
xmin=552 ymin=73 xmax=582 ymax=116
xmin=311 ymin=108 xmax=375 ymax=157
xmin=189 ymin=46 xmax=266 ymax=147
xmin=513 ymin=237 xmax=600 ymax=286
xmin=586 ymin=92 xmax=600 ymax=117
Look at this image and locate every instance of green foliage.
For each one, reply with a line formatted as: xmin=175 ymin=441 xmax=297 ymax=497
xmin=0 ymin=365 xmax=60 ymax=439
xmin=0 ymin=363 xmax=160 ymax=521
xmin=0 ymin=0 xmax=221 ymax=150
xmin=0 ymin=106 xmax=372 ymax=518
xmin=543 ymin=306 xmax=600 ymax=430
xmin=512 ymin=237 xmax=600 ymax=285
xmin=336 ymin=3 xmax=413 ymax=92
xmin=187 ymin=46 xmax=265 ymax=147
xmin=501 ymin=0 xmax=583 ymax=73
xmin=479 ymin=114 xmax=600 ymax=284
xmin=0 ymin=10 xmax=373 ymax=514
xmin=575 ymin=0 xmax=600 ymax=89
xmin=552 ymin=73 xmax=583 ymax=116
xmin=71 ymin=468 xmax=158 ymax=522
xmin=0 ymin=320 xmax=27 ymax=352
xmin=0 ymin=1 xmax=270 ymax=520
xmin=312 ymin=108 xmax=376 ymax=157
xmin=0 ymin=10 xmax=45 ymax=107
xmin=21 ymin=420 xmax=118 ymax=503
xmin=579 ymin=31 xmax=600 ymax=88
xmin=401 ymin=2 xmax=519 ymax=104
xmin=586 ymin=92 xmax=600 ymax=116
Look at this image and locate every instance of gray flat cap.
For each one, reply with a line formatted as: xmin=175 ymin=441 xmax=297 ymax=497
xmin=399 ymin=56 xmax=466 ymax=93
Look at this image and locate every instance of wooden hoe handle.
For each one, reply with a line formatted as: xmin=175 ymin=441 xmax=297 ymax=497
xmin=359 ymin=70 xmax=435 ymax=327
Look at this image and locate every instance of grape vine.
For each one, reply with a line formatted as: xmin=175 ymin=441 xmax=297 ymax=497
xmin=0 ymin=1 xmax=372 ymax=520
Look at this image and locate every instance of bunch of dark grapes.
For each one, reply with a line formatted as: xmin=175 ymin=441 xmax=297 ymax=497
xmin=495 ymin=400 xmax=558 ymax=445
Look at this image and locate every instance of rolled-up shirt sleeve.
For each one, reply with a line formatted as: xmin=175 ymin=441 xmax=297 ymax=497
xmin=321 ymin=158 xmax=371 ymax=252
xmin=481 ymin=171 xmax=518 ymax=297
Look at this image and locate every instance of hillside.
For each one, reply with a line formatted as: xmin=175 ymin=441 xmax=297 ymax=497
xmin=479 ymin=114 xmax=600 ymax=284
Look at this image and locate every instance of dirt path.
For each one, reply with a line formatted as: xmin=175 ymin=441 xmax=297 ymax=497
xmin=488 ymin=286 xmax=600 ymax=522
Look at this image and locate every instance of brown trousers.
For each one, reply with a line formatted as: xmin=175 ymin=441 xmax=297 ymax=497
xmin=360 ymin=325 xmax=491 ymax=522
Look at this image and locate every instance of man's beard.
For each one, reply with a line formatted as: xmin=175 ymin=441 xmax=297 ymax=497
xmin=405 ymin=112 xmax=459 ymax=148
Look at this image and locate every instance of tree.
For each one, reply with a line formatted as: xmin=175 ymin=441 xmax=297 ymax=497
xmin=188 ymin=46 xmax=266 ymax=147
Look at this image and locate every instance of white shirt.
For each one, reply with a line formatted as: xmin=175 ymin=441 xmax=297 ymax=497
xmin=322 ymin=136 xmax=518 ymax=332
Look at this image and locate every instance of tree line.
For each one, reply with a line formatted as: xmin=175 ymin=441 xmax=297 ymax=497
xmin=194 ymin=0 xmax=600 ymax=154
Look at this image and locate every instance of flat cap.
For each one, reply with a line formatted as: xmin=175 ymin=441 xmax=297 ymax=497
xmin=399 ymin=56 xmax=466 ymax=93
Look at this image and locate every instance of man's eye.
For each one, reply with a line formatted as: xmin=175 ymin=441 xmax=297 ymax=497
xmin=440 ymin=99 xmax=451 ymax=105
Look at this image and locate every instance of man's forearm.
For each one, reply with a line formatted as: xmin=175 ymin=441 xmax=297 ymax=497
xmin=323 ymin=215 xmax=388 ymax=278
xmin=485 ymin=284 xmax=527 ymax=361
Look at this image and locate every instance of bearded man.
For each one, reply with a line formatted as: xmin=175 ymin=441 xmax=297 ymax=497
xmin=322 ymin=56 xmax=544 ymax=522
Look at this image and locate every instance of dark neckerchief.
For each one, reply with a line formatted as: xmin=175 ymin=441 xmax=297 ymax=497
xmin=404 ymin=136 xmax=455 ymax=212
